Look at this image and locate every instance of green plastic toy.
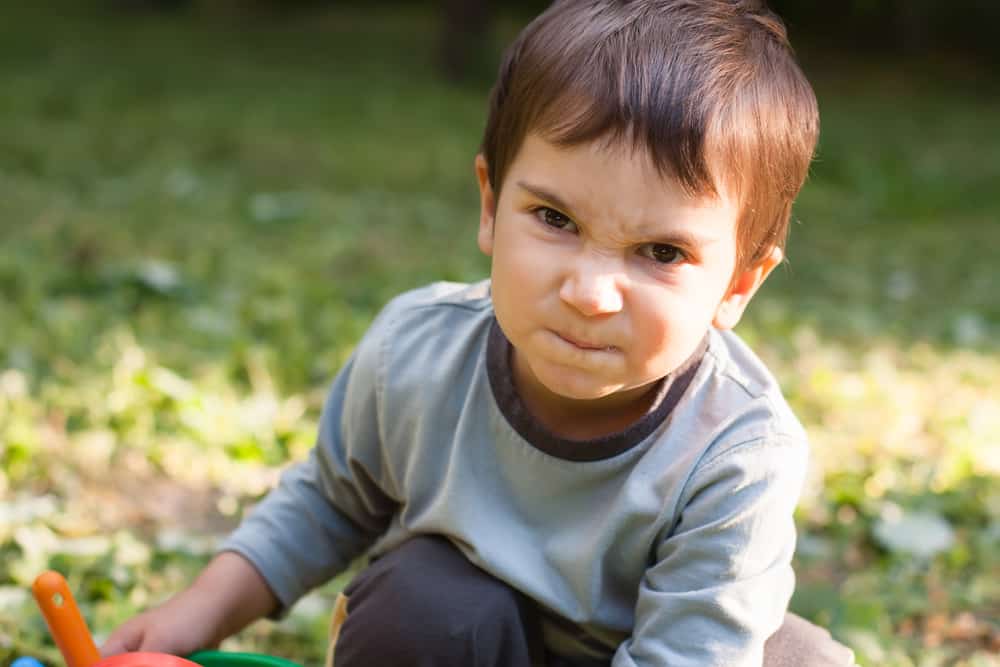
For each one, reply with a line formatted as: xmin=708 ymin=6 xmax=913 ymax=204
xmin=32 ymin=571 xmax=304 ymax=667
xmin=187 ymin=651 xmax=302 ymax=667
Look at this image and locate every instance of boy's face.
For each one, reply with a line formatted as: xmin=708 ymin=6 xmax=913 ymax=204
xmin=476 ymin=134 xmax=781 ymax=423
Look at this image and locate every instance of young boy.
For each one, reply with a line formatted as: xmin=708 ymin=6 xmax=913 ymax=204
xmin=103 ymin=1 xmax=855 ymax=665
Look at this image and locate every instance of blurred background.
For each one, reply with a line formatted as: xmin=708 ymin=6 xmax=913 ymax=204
xmin=1 ymin=2 xmax=997 ymax=666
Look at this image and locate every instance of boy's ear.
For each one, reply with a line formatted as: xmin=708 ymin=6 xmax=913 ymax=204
xmin=475 ymin=154 xmax=496 ymax=257
xmin=713 ymin=246 xmax=783 ymax=330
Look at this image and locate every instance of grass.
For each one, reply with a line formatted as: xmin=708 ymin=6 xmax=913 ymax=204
xmin=1 ymin=3 xmax=998 ymax=666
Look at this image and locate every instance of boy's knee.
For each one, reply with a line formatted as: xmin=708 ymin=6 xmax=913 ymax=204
xmin=764 ymin=613 xmax=856 ymax=667
xmin=349 ymin=535 xmax=524 ymax=622
xmin=332 ymin=535 xmax=538 ymax=666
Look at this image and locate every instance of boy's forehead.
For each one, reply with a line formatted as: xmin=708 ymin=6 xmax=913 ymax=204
xmin=504 ymin=138 xmax=737 ymax=247
xmin=509 ymin=134 xmax=738 ymax=229
xmin=517 ymin=132 xmax=655 ymax=171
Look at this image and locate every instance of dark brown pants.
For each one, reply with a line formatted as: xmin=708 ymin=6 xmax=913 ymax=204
xmin=327 ymin=536 xmax=854 ymax=667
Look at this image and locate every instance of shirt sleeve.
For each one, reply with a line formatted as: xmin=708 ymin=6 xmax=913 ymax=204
xmin=612 ymin=436 xmax=808 ymax=667
xmin=218 ymin=300 xmax=402 ymax=616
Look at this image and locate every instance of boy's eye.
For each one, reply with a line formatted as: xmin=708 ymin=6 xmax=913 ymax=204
xmin=535 ymin=207 xmax=577 ymax=233
xmin=639 ymin=243 xmax=685 ymax=265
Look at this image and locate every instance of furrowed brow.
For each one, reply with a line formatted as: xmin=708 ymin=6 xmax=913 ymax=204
xmin=515 ymin=181 xmax=576 ymax=216
xmin=517 ymin=179 xmax=721 ymax=250
xmin=644 ymin=229 xmax=719 ymax=249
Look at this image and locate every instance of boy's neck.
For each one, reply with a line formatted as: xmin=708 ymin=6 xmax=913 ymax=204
xmin=510 ymin=349 xmax=664 ymax=441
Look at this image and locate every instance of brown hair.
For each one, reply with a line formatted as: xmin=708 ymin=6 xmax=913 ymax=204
xmin=480 ymin=0 xmax=820 ymax=271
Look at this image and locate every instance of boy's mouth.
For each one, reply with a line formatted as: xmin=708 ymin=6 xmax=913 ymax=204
xmin=556 ymin=331 xmax=616 ymax=352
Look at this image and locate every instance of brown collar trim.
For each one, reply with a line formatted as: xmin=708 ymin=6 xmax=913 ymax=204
xmin=486 ymin=319 xmax=707 ymax=462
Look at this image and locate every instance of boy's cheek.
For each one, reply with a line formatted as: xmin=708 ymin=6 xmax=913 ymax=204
xmin=509 ymin=248 xmax=563 ymax=290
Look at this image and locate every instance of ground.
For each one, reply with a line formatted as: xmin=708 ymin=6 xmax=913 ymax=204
xmin=0 ymin=4 xmax=998 ymax=666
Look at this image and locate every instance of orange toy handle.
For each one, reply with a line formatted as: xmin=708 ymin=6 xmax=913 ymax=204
xmin=32 ymin=571 xmax=103 ymax=667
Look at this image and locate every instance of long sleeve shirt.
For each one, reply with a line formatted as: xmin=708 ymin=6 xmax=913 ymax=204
xmin=220 ymin=280 xmax=809 ymax=666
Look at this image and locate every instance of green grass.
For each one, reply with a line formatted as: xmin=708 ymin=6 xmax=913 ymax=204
xmin=1 ymin=4 xmax=998 ymax=666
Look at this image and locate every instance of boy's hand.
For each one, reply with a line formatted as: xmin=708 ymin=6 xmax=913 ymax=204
xmin=101 ymin=551 xmax=279 ymax=658
xmin=100 ymin=589 xmax=223 ymax=657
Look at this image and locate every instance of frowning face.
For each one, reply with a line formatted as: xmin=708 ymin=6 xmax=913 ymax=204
xmin=477 ymin=134 xmax=780 ymax=426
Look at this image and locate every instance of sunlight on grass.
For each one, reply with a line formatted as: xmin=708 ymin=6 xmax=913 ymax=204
xmin=1 ymin=3 xmax=997 ymax=666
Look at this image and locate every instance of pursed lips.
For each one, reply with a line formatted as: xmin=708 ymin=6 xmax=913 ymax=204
xmin=554 ymin=330 xmax=617 ymax=352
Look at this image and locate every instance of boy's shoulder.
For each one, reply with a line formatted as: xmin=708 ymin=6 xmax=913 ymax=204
xmin=362 ymin=279 xmax=494 ymax=371
xmin=684 ymin=328 xmax=807 ymax=457
xmin=356 ymin=281 xmax=495 ymax=434
xmin=703 ymin=328 xmax=783 ymax=401
xmin=380 ymin=280 xmax=492 ymax=319
xmin=370 ymin=280 xmax=494 ymax=344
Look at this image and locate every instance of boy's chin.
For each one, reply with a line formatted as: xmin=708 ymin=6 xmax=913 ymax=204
xmin=536 ymin=374 xmax=628 ymax=404
xmin=537 ymin=367 xmax=670 ymax=409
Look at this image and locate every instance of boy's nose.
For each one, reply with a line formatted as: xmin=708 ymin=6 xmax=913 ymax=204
xmin=559 ymin=261 xmax=624 ymax=317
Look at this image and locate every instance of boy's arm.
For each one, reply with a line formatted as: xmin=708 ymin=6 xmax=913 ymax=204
xmin=185 ymin=551 xmax=279 ymax=638
xmin=104 ymin=294 xmax=411 ymax=656
xmin=612 ymin=436 xmax=808 ymax=667
xmin=101 ymin=552 xmax=277 ymax=656
xmin=218 ymin=301 xmax=403 ymax=616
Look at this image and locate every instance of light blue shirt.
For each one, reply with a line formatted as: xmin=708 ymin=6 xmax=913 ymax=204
xmin=221 ymin=280 xmax=809 ymax=666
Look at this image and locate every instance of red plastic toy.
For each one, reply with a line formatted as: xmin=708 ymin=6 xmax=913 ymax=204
xmin=32 ymin=571 xmax=200 ymax=667
xmin=89 ymin=655 xmax=199 ymax=667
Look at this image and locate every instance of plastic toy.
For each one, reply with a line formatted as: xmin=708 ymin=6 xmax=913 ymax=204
xmin=12 ymin=658 xmax=47 ymax=667
xmin=30 ymin=571 xmax=302 ymax=667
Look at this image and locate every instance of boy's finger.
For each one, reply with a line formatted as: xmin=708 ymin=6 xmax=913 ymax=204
xmin=100 ymin=627 xmax=142 ymax=657
xmin=99 ymin=640 xmax=126 ymax=658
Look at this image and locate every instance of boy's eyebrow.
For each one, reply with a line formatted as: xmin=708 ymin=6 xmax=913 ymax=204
xmin=515 ymin=181 xmax=576 ymax=217
xmin=515 ymin=179 xmax=721 ymax=248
